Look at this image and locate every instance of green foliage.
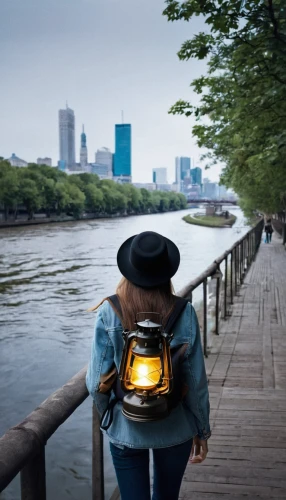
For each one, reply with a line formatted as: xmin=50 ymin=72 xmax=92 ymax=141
xmin=164 ymin=0 xmax=286 ymax=214
xmin=183 ymin=213 xmax=237 ymax=228
xmin=0 ymin=161 xmax=20 ymax=218
xmin=0 ymin=161 xmax=187 ymax=220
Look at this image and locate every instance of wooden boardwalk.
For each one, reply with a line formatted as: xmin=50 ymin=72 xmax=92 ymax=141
xmin=181 ymin=232 xmax=286 ymax=499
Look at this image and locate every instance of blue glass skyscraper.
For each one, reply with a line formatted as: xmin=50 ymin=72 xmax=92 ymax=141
xmin=191 ymin=167 xmax=202 ymax=185
xmin=114 ymin=124 xmax=131 ymax=177
xmin=175 ymin=157 xmax=191 ymax=185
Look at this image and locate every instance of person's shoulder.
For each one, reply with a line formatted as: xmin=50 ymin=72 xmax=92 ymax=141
xmin=172 ymin=298 xmax=192 ymax=325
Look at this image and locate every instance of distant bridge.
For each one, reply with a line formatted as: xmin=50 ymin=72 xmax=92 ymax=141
xmin=187 ymin=198 xmax=237 ymax=205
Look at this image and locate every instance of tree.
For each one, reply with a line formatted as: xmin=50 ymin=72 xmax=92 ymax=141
xmin=118 ymin=184 xmax=143 ymax=213
xmin=78 ymin=172 xmax=100 ymax=186
xmin=65 ymin=183 xmax=85 ymax=218
xmin=164 ymin=0 xmax=286 ymax=214
xmin=19 ymin=177 xmax=42 ymax=219
xmin=41 ymin=177 xmax=56 ymax=217
xmin=0 ymin=161 xmax=187 ymax=220
xmin=54 ymin=182 xmax=70 ymax=214
xmin=84 ymin=184 xmax=104 ymax=212
xmin=140 ymin=188 xmax=153 ymax=212
xmin=0 ymin=160 xmax=20 ymax=220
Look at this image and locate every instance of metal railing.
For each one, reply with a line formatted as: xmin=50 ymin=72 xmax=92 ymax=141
xmin=0 ymin=219 xmax=264 ymax=500
xmin=178 ymin=219 xmax=264 ymax=356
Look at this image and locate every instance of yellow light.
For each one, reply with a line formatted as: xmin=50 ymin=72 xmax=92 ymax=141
xmin=130 ymin=356 xmax=162 ymax=389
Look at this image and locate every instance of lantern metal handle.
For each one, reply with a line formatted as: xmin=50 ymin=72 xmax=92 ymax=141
xmin=119 ymin=331 xmax=137 ymax=390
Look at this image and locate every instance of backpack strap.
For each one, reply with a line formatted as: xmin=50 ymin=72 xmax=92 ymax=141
xmin=99 ymin=295 xmax=125 ymax=432
xmin=164 ymin=297 xmax=189 ymax=334
xmin=107 ymin=294 xmax=188 ymax=332
xmin=107 ymin=294 xmax=123 ymax=323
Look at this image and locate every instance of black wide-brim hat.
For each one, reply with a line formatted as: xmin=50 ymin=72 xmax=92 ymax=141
xmin=117 ymin=231 xmax=180 ymax=288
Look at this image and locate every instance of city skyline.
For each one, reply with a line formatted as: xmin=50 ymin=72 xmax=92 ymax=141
xmin=0 ymin=0 xmax=223 ymax=184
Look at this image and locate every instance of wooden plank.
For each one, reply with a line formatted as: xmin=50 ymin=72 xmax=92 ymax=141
xmin=180 ymin=480 xmax=286 ymax=497
xmin=181 ymin=234 xmax=286 ymax=498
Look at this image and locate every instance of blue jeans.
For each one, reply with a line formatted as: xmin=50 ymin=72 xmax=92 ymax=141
xmin=265 ymin=232 xmax=272 ymax=243
xmin=110 ymin=439 xmax=193 ymax=500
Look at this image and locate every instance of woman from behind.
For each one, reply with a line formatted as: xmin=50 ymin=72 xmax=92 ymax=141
xmin=86 ymin=231 xmax=211 ymax=500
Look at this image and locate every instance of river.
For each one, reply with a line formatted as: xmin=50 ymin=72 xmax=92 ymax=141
xmin=0 ymin=207 xmax=248 ymax=500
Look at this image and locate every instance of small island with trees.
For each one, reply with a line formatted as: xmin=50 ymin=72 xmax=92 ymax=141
xmin=183 ymin=211 xmax=236 ymax=228
xmin=0 ymin=159 xmax=187 ymax=226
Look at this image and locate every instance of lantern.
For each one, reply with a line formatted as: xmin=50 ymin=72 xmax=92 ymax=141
xmin=119 ymin=313 xmax=174 ymax=422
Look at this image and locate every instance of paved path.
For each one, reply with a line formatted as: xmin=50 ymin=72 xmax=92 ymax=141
xmin=181 ymin=232 xmax=286 ymax=499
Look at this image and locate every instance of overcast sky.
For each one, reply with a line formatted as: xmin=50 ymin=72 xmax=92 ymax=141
xmin=0 ymin=0 xmax=222 ymax=183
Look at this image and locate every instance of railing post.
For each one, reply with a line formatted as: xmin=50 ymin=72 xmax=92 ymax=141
xmin=234 ymin=245 xmax=238 ymax=295
xmin=241 ymin=241 xmax=245 ymax=282
xmin=230 ymin=250 xmax=234 ymax=305
xmin=203 ymin=279 xmax=208 ymax=357
xmin=283 ymin=223 xmax=286 ymax=246
xmin=92 ymin=405 xmax=104 ymax=500
xmin=251 ymin=231 xmax=255 ymax=262
xmin=224 ymin=256 xmax=228 ymax=318
xmin=247 ymin=233 xmax=250 ymax=269
xmin=239 ymin=243 xmax=243 ymax=284
xmin=245 ymin=238 xmax=247 ymax=269
xmin=215 ymin=276 xmax=220 ymax=335
xmin=20 ymin=447 xmax=46 ymax=500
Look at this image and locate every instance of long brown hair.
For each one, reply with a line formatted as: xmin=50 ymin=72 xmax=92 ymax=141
xmin=116 ymin=277 xmax=176 ymax=331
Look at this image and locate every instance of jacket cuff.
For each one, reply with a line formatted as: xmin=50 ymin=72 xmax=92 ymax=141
xmin=197 ymin=428 xmax=212 ymax=441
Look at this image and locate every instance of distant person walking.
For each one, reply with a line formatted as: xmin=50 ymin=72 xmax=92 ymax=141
xmin=265 ymin=219 xmax=273 ymax=243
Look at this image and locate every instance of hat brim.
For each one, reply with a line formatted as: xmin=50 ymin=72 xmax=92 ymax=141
xmin=117 ymin=234 xmax=180 ymax=288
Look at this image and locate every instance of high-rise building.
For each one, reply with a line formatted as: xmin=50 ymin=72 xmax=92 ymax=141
xmin=7 ymin=153 xmax=28 ymax=167
xmin=156 ymin=184 xmax=172 ymax=192
xmin=218 ymin=185 xmax=228 ymax=198
xmin=91 ymin=163 xmax=110 ymax=179
xmin=152 ymin=168 xmax=167 ymax=184
xmin=188 ymin=184 xmax=201 ymax=199
xmin=95 ymin=147 xmax=113 ymax=178
xmin=113 ymin=124 xmax=131 ymax=181
xmin=80 ymin=125 xmax=88 ymax=169
xmin=59 ymin=104 xmax=75 ymax=170
xmin=191 ymin=167 xmax=202 ymax=186
xmin=175 ymin=157 xmax=191 ymax=192
xmin=203 ymin=180 xmax=219 ymax=199
xmin=133 ymin=183 xmax=156 ymax=191
xmin=37 ymin=157 xmax=52 ymax=167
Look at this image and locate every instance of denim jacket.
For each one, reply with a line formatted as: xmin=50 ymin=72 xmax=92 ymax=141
xmin=86 ymin=300 xmax=211 ymax=449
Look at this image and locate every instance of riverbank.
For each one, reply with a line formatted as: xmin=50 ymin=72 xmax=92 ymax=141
xmin=183 ymin=213 xmax=237 ymax=228
xmin=0 ymin=209 xmax=187 ymax=229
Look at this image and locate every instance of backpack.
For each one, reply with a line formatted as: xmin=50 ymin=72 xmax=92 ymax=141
xmin=100 ymin=295 xmax=189 ymax=430
xmin=265 ymin=223 xmax=273 ymax=234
